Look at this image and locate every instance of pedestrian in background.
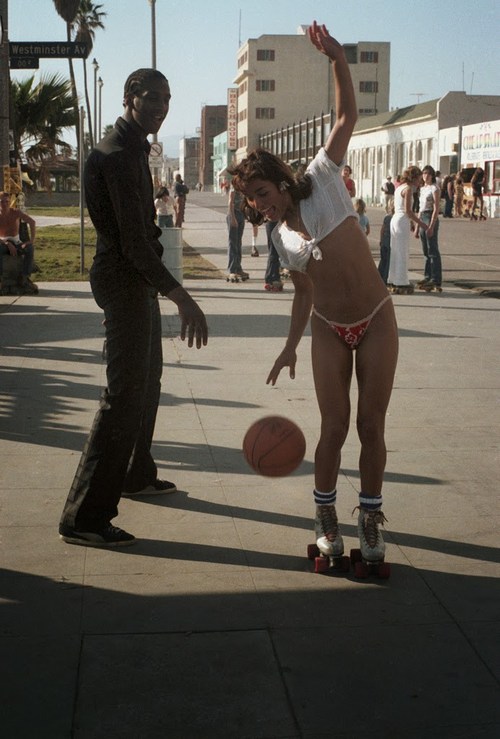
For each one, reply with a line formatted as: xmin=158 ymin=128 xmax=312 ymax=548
xmin=378 ymin=205 xmax=393 ymax=285
xmin=388 ymin=166 xmax=427 ymax=294
xmin=173 ymin=174 xmax=189 ymax=227
xmin=416 ymin=165 xmax=442 ymax=292
xmin=354 ymin=198 xmax=370 ymax=235
xmin=381 ymin=175 xmax=395 ymax=212
xmin=154 ymin=186 xmax=174 ymax=227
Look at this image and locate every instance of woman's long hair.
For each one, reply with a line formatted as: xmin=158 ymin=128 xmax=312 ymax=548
xmin=228 ymin=148 xmax=313 ymax=225
xmin=400 ymin=165 xmax=422 ymax=184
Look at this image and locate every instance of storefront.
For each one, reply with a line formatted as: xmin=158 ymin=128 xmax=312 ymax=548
xmin=461 ymin=118 xmax=500 ymax=218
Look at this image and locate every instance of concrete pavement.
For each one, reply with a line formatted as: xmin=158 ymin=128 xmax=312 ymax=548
xmin=1 ymin=197 xmax=499 ymax=738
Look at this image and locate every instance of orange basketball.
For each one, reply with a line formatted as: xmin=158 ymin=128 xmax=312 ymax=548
xmin=242 ymin=415 xmax=306 ymax=477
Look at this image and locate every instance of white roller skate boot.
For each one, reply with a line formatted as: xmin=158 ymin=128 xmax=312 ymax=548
xmin=307 ymin=504 xmax=350 ymax=574
xmin=351 ymin=507 xmax=391 ymax=579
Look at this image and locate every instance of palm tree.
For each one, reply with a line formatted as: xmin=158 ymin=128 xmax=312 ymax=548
xmin=52 ymin=1 xmax=80 ymax=128
xmin=73 ymin=1 xmax=106 ymax=149
xmin=11 ymin=73 xmax=78 ymax=188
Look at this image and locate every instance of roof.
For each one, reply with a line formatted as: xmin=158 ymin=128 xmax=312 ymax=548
xmin=353 ymin=99 xmax=438 ymax=134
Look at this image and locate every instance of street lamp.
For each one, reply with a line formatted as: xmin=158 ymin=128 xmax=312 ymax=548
xmin=148 ymin=0 xmax=156 ymax=69
xmin=92 ymin=58 xmax=99 ymax=145
xmin=98 ymin=77 xmax=103 ymax=142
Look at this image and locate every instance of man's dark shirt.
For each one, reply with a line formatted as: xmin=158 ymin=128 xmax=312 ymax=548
xmin=84 ymin=116 xmax=180 ymax=295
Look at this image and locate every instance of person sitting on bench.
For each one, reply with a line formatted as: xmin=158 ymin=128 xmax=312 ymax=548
xmin=0 ymin=191 xmax=38 ymax=294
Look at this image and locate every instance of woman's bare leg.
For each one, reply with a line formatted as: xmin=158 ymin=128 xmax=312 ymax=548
xmin=355 ymin=301 xmax=399 ymax=494
xmin=311 ymin=315 xmax=354 ymax=493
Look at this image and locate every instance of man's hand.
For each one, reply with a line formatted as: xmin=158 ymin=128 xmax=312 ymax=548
xmin=169 ymin=286 xmax=208 ymax=348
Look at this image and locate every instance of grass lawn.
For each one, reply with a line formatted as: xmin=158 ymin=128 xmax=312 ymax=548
xmin=31 ymin=213 xmax=223 ymax=282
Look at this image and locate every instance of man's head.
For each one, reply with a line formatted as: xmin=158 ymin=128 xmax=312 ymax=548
xmin=123 ymin=68 xmax=171 ymax=136
xmin=0 ymin=192 xmax=12 ymax=213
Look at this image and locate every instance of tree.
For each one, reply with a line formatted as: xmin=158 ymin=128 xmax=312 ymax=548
xmin=11 ymin=73 xmax=78 ymax=161
xmin=52 ymin=0 xmax=80 ymax=132
xmin=73 ymin=1 xmax=106 ymax=148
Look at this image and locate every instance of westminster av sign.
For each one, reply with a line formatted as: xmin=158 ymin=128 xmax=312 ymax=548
xmin=9 ymin=41 xmax=88 ymax=58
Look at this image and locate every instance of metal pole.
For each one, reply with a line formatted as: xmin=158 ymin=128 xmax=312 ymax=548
xmin=98 ymin=77 xmax=103 ymax=142
xmin=92 ymin=58 xmax=98 ymax=146
xmin=0 ymin=2 xmax=10 ymax=175
xmin=79 ymin=106 xmax=86 ymax=275
xmin=149 ymin=0 xmax=156 ymax=69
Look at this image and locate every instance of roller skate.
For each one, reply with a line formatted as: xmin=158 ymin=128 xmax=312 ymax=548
xmin=237 ymin=270 xmax=250 ymax=281
xmin=251 ymin=247 xmax=259 ymax=257
xmin=226 ymin=273 xmax=241 ymax=283
xmin=416 ymin=278 xmax=431 ymax=290
xmin=390 ymin=284 xmax=414 ymax=295
xmin=350 ymin=507 xmax=390 ymax=579
xmin=307 ymin=504 xmax=350 ymax=574
xmin=421 ymin=281 xmax=442 ymax=293
xmin=280 ymin=268 xmax=290 ymax=280
xmin=264 ymin=280 xmax=283 ymax=292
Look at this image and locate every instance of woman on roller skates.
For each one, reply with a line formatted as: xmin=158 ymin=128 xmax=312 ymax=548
xmin=229 ymin=22 xmax=398 ymax=576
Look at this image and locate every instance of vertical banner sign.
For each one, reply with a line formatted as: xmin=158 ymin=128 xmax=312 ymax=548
xmin=227 ymin=88 xmax=238 ymax=151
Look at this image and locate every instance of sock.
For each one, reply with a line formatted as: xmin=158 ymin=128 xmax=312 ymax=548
xmin=314 ymin=488 xmax=337 ymax=506
xmin=252 ymin=236 xmax=257 ymax=247
xmin=359 ymin=493 xmax=382 ymax=511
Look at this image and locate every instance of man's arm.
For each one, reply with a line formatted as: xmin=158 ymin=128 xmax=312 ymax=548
xmin=19 ymin=211 xmax=36 ymax=244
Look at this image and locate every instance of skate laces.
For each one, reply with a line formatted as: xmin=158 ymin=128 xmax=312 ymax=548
xmin=353 ymin=506 xmax=388 ymax=549
xmin=317 ymin=504 xmax=339 ymax=542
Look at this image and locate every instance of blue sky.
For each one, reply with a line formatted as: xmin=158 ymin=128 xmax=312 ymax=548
xmin=9 ymin=0 xmax=500 ymax=155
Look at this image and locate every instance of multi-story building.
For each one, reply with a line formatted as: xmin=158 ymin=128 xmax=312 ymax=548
xmin=199 ymin=105 xmax=227 ymax=190
xmin=179 ymin=136 xmax=199 ymax=189
xmin=233 ymin=26 xmax=389 ymax=160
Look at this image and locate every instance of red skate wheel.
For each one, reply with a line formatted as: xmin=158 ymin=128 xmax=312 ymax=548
xmin=350 ymin=548 xmax=362 ymax=564
xmin=354 ymin=561 xmax=369 ymax=579
xmin=314 ymin=556 xmax=330 ymax=574
xmin=377 ymin=562 xmax=391 ymax=579
xmin=307 ymin=543 xmax=320 ymax=560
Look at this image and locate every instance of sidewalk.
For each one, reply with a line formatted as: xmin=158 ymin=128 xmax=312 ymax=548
xmin=1 ymin=199 xmax=499 ymax=738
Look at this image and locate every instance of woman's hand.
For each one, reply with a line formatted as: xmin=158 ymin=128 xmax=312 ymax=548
xmin=266 ymin=346 xmax=297 ymax=386
xmin=308 ymin=20 xmax=344 ymax=62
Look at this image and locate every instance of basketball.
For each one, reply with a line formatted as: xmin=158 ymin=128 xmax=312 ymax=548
xmin=242 ymin=415 xmax=306 ymax=477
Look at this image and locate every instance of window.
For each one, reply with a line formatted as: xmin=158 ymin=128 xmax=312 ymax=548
xmin=360 ymin=51 xmax=379 ymax=63
xmin=237 ymin=136 xmax=247 ymax=148
xmin=256 ymin=79 xmax=275 ymax=92
xmin=255 ymin=107 xmax=275 ymax=119
xmin=358 ymin=108 xmax=378 ymax=115
xmin=343 ymin=45 xmax=357 ymax=63
xmin=238 ymin=51 xmax=248 ymax=68
xmin=238 ymin=80 xmax=247 ymax=96
xmin=360 ymin=81 xmax=379 ymax=93
xmin=257 ymin=49 xmax=275 ymax=61
xmin=238 ymin=109 xmax=247 ymax=122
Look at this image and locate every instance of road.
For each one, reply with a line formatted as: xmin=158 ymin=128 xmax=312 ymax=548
xmin=188 ymin=191 xmax=500 ymax=297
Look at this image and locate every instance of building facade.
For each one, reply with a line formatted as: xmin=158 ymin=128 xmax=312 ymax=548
xmin=259 ymin=92 xmax=500 ymax=211
xmin=199 ymin=105 xmax=227 ymax=191
xmin=212 ymin=130 xmax=230 ymax=193
xmin=233 ymin=26 xmax=389 ymax=161
xmin=179 ymin=136 xmax=200 ymax=189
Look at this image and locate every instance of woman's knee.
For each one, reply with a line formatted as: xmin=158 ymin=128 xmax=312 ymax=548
xmin=319 ymin=415 xmax=350 ymax=448
xmin=356 ymin=414 xmax=385 ymax=448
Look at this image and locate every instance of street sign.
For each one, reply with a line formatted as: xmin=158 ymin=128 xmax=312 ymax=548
xmin=9 ymin=41 xmax=88 ymax=58
xmin=10 ymin=57 xmax=39 ymax=69
xmin=149 ymin=141 xmax=164 ymax=168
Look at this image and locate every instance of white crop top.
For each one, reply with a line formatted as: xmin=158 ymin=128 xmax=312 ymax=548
xmin=271 ymin=147 xmax=356 ymax=272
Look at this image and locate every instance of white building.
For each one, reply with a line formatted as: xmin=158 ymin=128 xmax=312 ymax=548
xmin=347 ymin=92 xmax=500 ymax=206
xmin=234 ymin=26 xmax=390 ymax=161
